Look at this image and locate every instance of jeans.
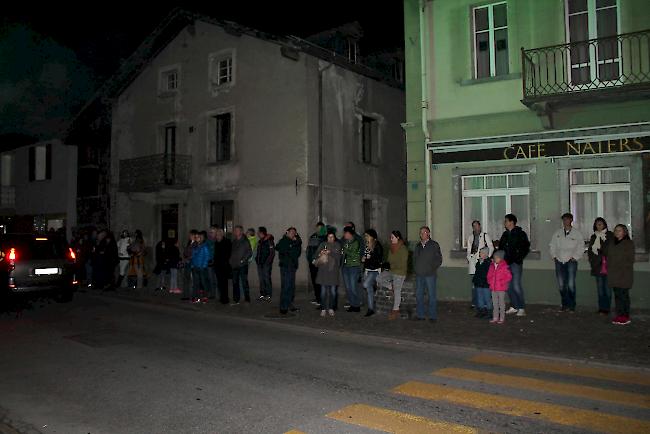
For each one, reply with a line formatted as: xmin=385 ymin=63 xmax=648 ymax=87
xmin=363 ymin=270 xmax=379 ymax=310
xmin=257 ymin=263 xmax=273 ymax=297
xmin=378 ymin=272 xmax=406 ymax=311
xmin=595 ymin=275 xmax=611 ymax=312
xmin=475 ymin=287 xmax=492 ymax=310
xmin=555 ymin=259 xmax=577 ymax=310
xmin=507 ymin=262 xmax=526 ymax=309
xmin=157 ymin=268 xmax=178 ymax=289
xmin=492 ymin=291 xmax=506 ymax=321
xmin=342 ymin=266 xmax=361 ymax=308
xmin=471 ymin=282 xmax=477 ymax=307
xmin=215 ymin=267 xmax=230 ymax=304
xmin=192 ymin=268 xmax=210 ymax=299
xmin=309 ymin=263 xmax=321 ymax=304
xmin=280 ymin=266 xmax=297 ymax=311
xmin=320 ymin=285 xmax=337 ymax=310
xmin=613 ymin=287 xmax=630 ymax=317
xmin=232 ymin=265 xmax=250 ymax=302
xmin=415 ymin=275 xmax=437 ymax=319
xmin=182 ymin=266 xmax=193 ymax=298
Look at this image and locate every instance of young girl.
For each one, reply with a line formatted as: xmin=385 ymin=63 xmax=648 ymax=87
xmin=472 ymin=247 xmax=492 ymax=318
xmin=487 ymin=250 xmax=512 ymax=324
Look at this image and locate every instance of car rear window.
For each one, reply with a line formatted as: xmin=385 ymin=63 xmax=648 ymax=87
xmin=1 ymin=235 xmax=68 ymax=261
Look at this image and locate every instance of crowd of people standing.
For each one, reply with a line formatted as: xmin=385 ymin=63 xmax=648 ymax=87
xmin=70 ymin=211 xmax=636 ymax=325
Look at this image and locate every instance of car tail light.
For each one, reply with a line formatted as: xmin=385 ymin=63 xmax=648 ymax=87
xmin=68 ymin=247 xmax=76 ymax=261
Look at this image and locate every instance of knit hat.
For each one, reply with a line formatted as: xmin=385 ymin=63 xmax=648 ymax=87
xmin=493 ymin=250 xmax=505 ymax=260
xmin=364 ymin=229 xmax=378 ymax=240
xmin=479 ymin=246 xmax=490 ymax=255
xmin=343 ymin=227 xmax=355 ymax=235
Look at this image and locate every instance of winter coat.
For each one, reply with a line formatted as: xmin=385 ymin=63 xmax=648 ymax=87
xmin=587 ymin=231 xmax=613 ymax=276
xmin=256 ymin=235 xmax=275 ymax=266
xmin=549 ymin=226 xmax=585 ymax=263
xmin=362 ymin=242 xmax=384 ymax=271
xmin=487 ymin=261 xmax=512 ymax=292
xmin=498 ymin=226 xmax=530 ymax=265
xmin=276 ymin=235 xmax=302 ymax=270
xmin=472 ymin=258 xmax=491 ymax=288
xmin=413 ymin=239 xmax=443 ymax=277
xmin=155 ymin=241 xmax=180 ymax=272
xmin=229 ymin=236 xmax=253 ymax=269
xmin=191 ymin=242 xmax=211 ymax=269
xmin=466 ymin=232 xmax=494 ymax=274
xmin=314 ymin=241 xmax=342 ymax=286
xmin=213 ymin=238 xmax=232 ymax=268
xmin=342 ymin=236 xmax=362 ymax=268
xmin=387 ymin=243 xmax=409 ymax=277
xmin=606 ymin=238 xmax=635 ymax=289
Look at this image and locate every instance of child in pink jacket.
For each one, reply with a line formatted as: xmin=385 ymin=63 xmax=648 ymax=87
xmin=487 ymin=250 xmax=512 ymax=324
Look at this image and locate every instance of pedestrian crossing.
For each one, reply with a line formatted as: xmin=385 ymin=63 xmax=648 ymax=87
xmin=286 ymin=352 xmax=650 ymax=433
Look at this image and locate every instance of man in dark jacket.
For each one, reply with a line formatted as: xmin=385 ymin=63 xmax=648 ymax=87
xmin=498 ymin=213 xmax=530 ymax=316
xmin=229 ymin=225 xmax=252 ymax=304
xmin=213 ymin=228 xmax=232 ymax=304
xmin=306 ymin=222 xmax=327 ymax=306
xmin=256 ymin=226 xmax=275 ymax=301
xmin=413 ymin=226 xmax=443 ymax=321
xmin=276 ymin=227 xmax=302 ymax=314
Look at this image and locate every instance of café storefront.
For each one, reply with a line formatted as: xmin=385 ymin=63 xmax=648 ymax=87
xmin=426 ymin=122 xmax=650 ymax=307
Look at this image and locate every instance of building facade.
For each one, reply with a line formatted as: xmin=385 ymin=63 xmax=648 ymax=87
xmin=0 ymin=139 xmax=77 ymax=239
xmin=110 ymin=13 xmax=406 ymax=285
xmin=404 ymin=0 xmax=650 ymax=307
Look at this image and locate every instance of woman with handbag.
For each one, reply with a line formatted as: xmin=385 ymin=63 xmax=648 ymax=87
xmin=314 ymin=230 xmax=342 ymax=317
xmin=379 ymin=230 xmax=409 ymax=320
xmin=588 ymin=217 xmax=613 ymax=315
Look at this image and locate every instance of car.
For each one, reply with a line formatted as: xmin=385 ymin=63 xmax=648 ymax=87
xmin=0 ymin=233 xmax=78 ymax=305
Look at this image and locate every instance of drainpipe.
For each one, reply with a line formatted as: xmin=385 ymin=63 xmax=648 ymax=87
xmin=318 ymin=61 xmax=334 ymax=222
xmin=419 ymin=0 xmax=433 ymax=230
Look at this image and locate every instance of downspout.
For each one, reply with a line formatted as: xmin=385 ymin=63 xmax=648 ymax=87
xmin=318 ymin=61 xmax=334 ymax=222
xmin=419 ymin=0 xmax=433 ymax=230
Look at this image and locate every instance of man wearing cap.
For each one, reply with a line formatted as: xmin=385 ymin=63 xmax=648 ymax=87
xmin=549 ymin=212 xmax=585 ymax=312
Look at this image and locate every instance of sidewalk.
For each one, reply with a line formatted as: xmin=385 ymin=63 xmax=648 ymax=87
xmin=89 ymin=284 xmax=650 ymax=368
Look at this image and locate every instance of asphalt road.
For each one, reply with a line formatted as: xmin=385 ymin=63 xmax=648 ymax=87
xmin=1 ymin=294 xmax=649 ymax=434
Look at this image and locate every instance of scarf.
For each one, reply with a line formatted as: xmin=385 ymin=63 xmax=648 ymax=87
xmin=592 ymin=230 xmax=607 ymax=255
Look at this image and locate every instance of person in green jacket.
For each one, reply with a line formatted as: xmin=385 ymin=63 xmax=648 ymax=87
xmin=342 ymin=226 xmax=362 ymax=312
xmin=378 ymin=230 xmax=409 ymax=320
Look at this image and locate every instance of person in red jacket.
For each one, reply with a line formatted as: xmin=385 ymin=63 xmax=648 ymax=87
xmin=487 ymin=250 xmax=512 ymax=324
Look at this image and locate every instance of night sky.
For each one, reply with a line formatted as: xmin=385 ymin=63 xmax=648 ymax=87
xmin=1 ymin=2 xmax=404 ymax=140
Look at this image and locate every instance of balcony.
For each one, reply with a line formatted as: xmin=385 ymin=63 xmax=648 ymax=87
xmin=522 ymin=30 xmax=650 ymax=108
xmin=118 ymin=153 xmax=191 ymax=193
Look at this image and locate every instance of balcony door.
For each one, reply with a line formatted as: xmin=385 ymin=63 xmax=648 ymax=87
xmin=164 ymin=125 xmax=176 ymax=185
xmin=566 ymin=0 xmax=620 ymax=86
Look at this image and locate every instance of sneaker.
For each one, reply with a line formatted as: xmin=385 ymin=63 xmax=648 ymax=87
xmin=310 ymin=299 xmax=320 ymax=305
xmin=328 ymin=309 xmax=335 ymax=317
xmin=489 ymin=319 xmax=498 ymax=324
xmin=230 ymin=302 xmax=240 ymax=306
xmin=620 ymin=316 xmax=631 ymax=325
xmin=516 ymin=309 xmax=526 ymax=317
xmin=558 ymin=306 xmax=568 ymax=312
xmin=264 ymin=296 xmax=272 ymax=302
xmin=289 ymin=306 xmax=300 ymax=312
xmin=344 ymin=304 xmax=351 ymax=309
xmin=497 ymin=320 xmax=505 ymax=324
xmin=258 ymin=296 xmax=266 ymax=301
xmin=364 ymin=309 xmax=375 ymax=317
xmin=506 ymin=307 xmax=518 ymax=315
xmin=192 ymin=298 xmax=201 ymax=304
xmin=201 ymin=297 xmax=208 ymax=304
xmin=320 ymin=309 xmax=326 ymax=317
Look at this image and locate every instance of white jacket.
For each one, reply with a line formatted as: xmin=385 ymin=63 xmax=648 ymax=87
xmin=466 ymin=232 xmax=494 ymax=274
xmin=549 ymin=227 xmax=585 ymax=263
xmin=117 ymin=237 xmax=131 ymax=259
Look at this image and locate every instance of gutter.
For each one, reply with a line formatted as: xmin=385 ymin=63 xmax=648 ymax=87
xmin=318 ymin=62 xmax=335 ymax=222
xmin=419 ymin=0 xmax=432 ymax=229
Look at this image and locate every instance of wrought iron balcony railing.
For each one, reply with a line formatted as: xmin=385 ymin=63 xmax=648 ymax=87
xmin=522 ymin=29 xmax=650 ymax=105
xmin=118 ymin=153 xmax=191 ymax=192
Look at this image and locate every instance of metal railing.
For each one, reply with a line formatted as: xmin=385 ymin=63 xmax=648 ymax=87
xmin=118 ymin=153 xmax=191 ymax=192
xmin=522 ymin=29 xmax=650 ymax=103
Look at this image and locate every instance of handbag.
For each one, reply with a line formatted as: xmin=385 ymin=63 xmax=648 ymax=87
xmin=314 ymin=249 xmax=329 ymax=266
xmin=600 ymin=256 xmax=608 ymax=276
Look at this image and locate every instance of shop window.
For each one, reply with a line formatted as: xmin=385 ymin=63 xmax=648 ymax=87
xmin=570 ymin=167 xmax=630 ymax=238
xmin=461 ymin=172 xmax=530 ymax=246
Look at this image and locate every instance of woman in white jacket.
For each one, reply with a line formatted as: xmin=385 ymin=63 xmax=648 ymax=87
xmin=466 ymin=220 xmax=494 ymax=307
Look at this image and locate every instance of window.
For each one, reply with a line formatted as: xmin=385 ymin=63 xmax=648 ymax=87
xmin=28 ymin=144 xmax=52 ymax=182
xmin=159 ymin=66 xmax=180 ymax=94
xmin=210 ymin=200 xmax=234 ymax=235
xmin=570 ymin=167 xmax=630 ymax=237
xmin=461 ymin=173 xmax=530 ymax=246
xmin=566 ymin=0 xmax=619 ymax=85
xmin=208 ymin=113 xmax=232 ymax=162
xmin=473 ymin=2 xmax=509 ymax=79
xmin=209 ymin=50 xmax=236 ymax=94
xmin=361 ymin=116 xmax=377 ymax=164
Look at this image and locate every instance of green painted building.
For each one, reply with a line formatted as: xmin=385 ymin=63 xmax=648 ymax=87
xmin=403 ymin=0 xmax=650 ymax=308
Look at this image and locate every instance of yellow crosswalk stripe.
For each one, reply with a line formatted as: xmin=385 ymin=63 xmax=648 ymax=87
xmin=327 ymin=403 xmax=478 ymax=433
xmin=470 ymin=353 xmax=650 ymax=386
xmin=434 ymin=367 xmax=650 ymax=409
xmin=393 ymin=381 xmax=650 ymax=434
xmin=284 ymin=430 xmax=307 ymax=434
